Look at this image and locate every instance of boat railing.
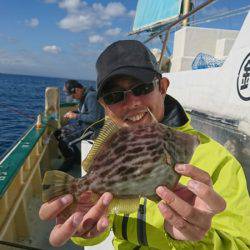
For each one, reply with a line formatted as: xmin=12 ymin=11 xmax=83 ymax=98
xmin=0 ymin=102 xmax=77 ymax=246
xmin=0 ymin=119 xmax=48 ymax=243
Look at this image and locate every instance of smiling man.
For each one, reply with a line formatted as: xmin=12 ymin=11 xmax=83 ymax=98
xmin=39 ymin=40 xmax=250 ymax=249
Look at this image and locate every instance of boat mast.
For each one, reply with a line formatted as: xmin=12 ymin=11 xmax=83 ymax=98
xmin=159 ymin=0 xmax=192 ymax=70
xmin=153 ymin=0 xmax=215 ymax=71
xmin=182 ymin=0 xmax=191 ymax=26
xmin=158 ymin=30 xmax=170 ymax=70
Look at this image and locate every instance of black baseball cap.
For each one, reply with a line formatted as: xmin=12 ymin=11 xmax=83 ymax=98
xmin=96 ymin=40 xmax=161 ymax=98
xmin=64 ymin=79 xmax=83 ymax=94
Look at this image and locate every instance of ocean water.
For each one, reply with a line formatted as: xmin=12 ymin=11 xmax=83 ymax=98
xmin=0 ymin=73 xmax=95 ymax=159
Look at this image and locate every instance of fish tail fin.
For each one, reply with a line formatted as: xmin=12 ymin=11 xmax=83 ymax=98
xmin=42 ymin=170 xmax=76 ymax=202
xmin=42 ymin=170 xmax=100 ymax=221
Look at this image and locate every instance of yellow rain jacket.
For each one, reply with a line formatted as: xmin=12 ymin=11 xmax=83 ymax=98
xmin=72 ymin=96 xmax=250 ymax=249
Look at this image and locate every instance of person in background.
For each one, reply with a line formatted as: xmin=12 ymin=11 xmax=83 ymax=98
xmin=54 ymin=79 xmax=104 ymax=172
xmin=40 ymin=40 xmax=250 ymax=249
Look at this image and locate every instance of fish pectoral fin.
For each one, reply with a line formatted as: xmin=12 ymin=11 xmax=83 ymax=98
xmin=42 ymin=170 xmax=75 ymax=202
xmin=54 ymin=191 xmax=100 ymax=221
xmin=109 ymin=198 xmax=140 ymax=214
xmin=59 ymin=192 xmax=101 ymax=221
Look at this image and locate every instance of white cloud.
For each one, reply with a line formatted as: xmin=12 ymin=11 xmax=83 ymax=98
xmin=105 ymin=27 xmax=121 ymax=36
xmin=58 ymin=1 xmax=127 ymax=32
xmin=93 ymin=2 xmax=126 ymax=20
xmin=88 ymin=35 xmax=104 ymax=44
xmin=0 ymin=33 xmax=18 ymax=43
xmin=25 ymin=18 xmax=39 ymax=28
xmin=43 ymin=45 xmax=61 ymax=54
xmin=58 ymin=13 xmax=104 ymax=32
xmin=0 ymin=49 xmax=39 ymax=66
xmin=0 ymin=48 xmax=95 ymax=79
xmin=59 ymin=0 xmax=86 ymax=12
xmin=128 ymin=10 xmax=136 ymax=18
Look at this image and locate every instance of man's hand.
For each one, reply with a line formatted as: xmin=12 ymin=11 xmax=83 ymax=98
xmin=39 ymin=192 xmax=113 ymax=247
xmin=156 ymin=164 xmax=226 ymax=241
xmin=64 ymin=111 xmax=77 ymax=119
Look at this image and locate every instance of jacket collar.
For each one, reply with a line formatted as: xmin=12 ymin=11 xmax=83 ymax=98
xmin=161 ymin=95 xmax=189 ymax=128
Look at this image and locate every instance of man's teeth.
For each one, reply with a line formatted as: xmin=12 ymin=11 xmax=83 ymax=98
xmin=127 ymin=113 xmax=145 ymax=122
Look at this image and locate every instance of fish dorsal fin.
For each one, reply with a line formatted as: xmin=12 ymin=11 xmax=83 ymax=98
xmin=82 ymin=116 xmax=120 ymax=172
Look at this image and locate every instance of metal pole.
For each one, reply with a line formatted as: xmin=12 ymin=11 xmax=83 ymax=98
xmin=159 ymin=30 xmax=170 ymax=69
xmin=182 ymin=0 xmax=191 ymax=26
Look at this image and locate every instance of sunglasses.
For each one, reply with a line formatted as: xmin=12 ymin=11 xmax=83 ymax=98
xmin=102 ymin=78 xmax=159 ymax=105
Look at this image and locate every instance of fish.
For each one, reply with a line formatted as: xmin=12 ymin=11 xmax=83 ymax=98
xmin=42 ymin=117 xmax=199 ymax=216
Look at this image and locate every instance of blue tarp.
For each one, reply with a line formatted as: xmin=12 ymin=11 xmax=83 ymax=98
xmin=133 ymin=0 xmax=183 ymax=33
xmin=192 ymin=53 xmax=225 ymax=70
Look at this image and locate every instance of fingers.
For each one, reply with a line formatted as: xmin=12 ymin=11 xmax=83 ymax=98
xmin=96 ymin=216 xmax=109 ymax=233
xmin=77 ymin=192 xmax=113 ymax=236
xmin=39 ymin=194 xmax=73 ymax=220
xmin=64 ymin=111 xmax=75 ymax=119
xmin=175 ymin=164 xmax=226 ymax=213
xmin=159 ymin=203 xmax=207 ymax=241
xmin=63 ymin=112 xmax=70 ymax=118
xmin=40 ymin=192 xmax=113 ymax=247
xmin=158 ymin=164 xmax=226 ymax=241
xmin=80 ymin=216 xmax=109 ymax=239
xmin=65 ymin=111 xmax=77 ymax=119
xmin=156 ymin=186 xmax=211 ymax=229
xmin=187 ymin=180 xmax=226 ymax=213
xmin=83 ymin=192 xmax=112 ymax=221
xmin=175 ymin=164 xmax=212 ymax=186
xmin=49 ymin=212 xmax=84 ymax=247
xmin=172 ymin=183 xmax=194 ymax=203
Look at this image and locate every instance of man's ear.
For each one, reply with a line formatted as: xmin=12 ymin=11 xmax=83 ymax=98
xmin=159 ymin=77 xmax=170 ymax=95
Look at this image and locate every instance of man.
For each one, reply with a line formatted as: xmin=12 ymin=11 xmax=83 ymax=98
xmin=55 ymin=79 xmax=104 ymax=171
xmin=40 ymin=40 xmax=250 ymax=249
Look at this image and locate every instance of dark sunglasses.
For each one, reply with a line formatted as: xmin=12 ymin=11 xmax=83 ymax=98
xmin=102 ymin=78 xmax=159 ymax=105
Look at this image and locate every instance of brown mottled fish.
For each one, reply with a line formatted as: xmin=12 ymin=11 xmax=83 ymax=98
xmin=42 ymin=117 xmax=199 ymax=216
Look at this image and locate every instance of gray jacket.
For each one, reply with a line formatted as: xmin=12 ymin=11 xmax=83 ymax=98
xmin=76 ymin=88 xmax=104 ymax=125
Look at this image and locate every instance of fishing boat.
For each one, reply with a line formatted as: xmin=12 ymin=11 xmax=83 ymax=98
xmin=0 ymin=0 xmax=249 ymax=249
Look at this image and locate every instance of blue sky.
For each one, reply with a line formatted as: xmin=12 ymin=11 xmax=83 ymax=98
xmin=0 ymin=0 xmax=249 ymax=80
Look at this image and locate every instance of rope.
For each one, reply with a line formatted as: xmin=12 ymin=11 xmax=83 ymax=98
xmin=0 ymin=101 xmax=58 ymax=130
xmin=188 ymin=4 xmax=250 ymax=26
xmin=155 ymin=4 xmax=250 ymax=60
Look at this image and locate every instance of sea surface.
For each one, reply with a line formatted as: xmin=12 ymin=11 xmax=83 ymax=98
xmin=0 ymin=73 xmax=95 ymax=159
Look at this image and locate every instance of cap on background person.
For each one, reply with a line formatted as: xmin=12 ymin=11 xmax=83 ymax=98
xmin=96 ymin=40 xmax=162 ymax=98
xmin=64 ymin=79 xmax=83 ymax=95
